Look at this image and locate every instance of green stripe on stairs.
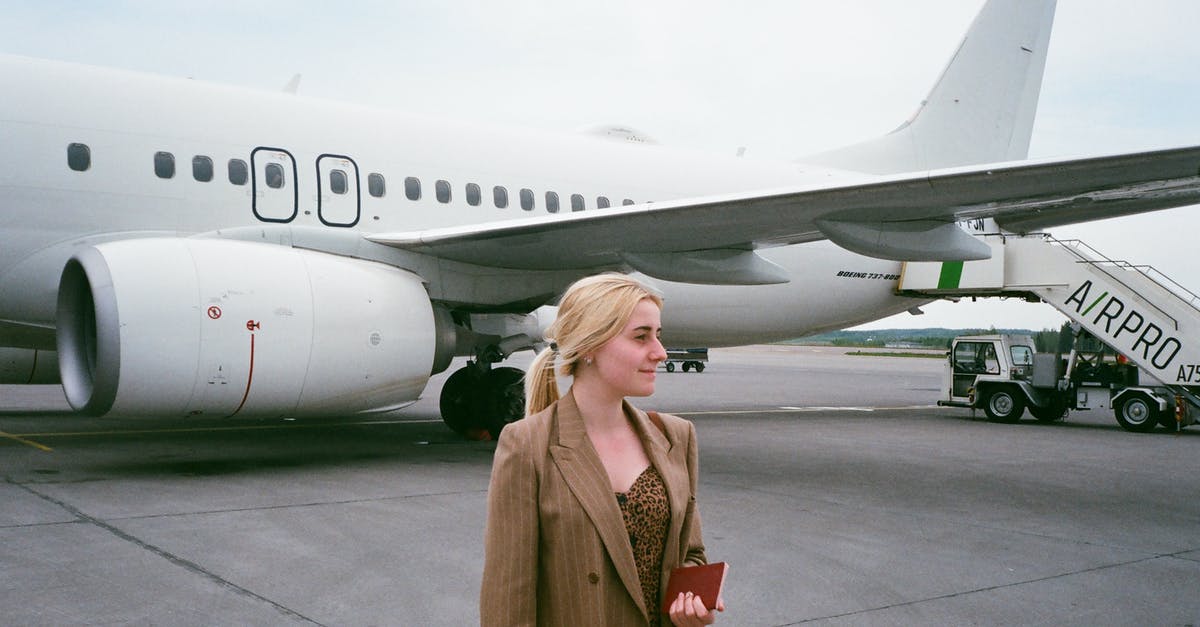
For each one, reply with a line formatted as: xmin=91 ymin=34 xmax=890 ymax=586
xmin=937 ymin=261 xmax=965 ymax=289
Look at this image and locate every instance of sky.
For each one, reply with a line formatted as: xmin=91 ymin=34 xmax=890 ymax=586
xmin=3 ymin=1 xmax=1199 ymax=332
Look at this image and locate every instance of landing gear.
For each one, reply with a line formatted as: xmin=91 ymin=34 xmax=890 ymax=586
xmin=439 ymin=362 xmax=526 ymax=440
xmin=484 ymin=367 xmax=526 ymax=437
xmin=439 ymin=366 xmax=484 ymax=438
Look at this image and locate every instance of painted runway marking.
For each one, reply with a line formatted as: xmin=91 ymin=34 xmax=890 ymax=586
xmin=0 ymin=430 xmax=53 ymax=451
xmin=780 ymin=406 xmax=875 ymax=412
xmin=677 ymin=405 xmax=942 ymax=416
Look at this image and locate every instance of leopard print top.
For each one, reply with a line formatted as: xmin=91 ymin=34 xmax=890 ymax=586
xmin=616 ymin=465 xmax=670 ymax=626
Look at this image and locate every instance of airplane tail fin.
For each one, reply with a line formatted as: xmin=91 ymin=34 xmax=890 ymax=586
xmin=802 ymin=0 xmax=1057 ymax=174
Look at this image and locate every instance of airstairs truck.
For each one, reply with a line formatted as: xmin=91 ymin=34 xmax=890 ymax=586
xmin=939 ymin=331 xmax=1191 ymax=432
xmin=900 ymin=229 xmax=1200 ymax=433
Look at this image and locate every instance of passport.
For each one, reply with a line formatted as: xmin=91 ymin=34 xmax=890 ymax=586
xmin=661 ymin=561 xmax=728 ymax=614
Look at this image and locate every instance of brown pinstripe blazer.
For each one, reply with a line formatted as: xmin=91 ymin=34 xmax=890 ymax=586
xmin=480 ymin=391 xmax=707 ymax=626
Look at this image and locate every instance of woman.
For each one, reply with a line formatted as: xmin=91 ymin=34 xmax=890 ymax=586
xmin=480 ymin=274 xmax=724 ymax=626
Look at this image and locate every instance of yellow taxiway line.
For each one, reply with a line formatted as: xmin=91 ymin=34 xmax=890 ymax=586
xmin=0 ymin=430 xmax=53 ymax=451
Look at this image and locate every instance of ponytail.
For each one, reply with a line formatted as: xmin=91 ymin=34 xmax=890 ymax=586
xmin=524 ymin=346 xmax=560 ymax=417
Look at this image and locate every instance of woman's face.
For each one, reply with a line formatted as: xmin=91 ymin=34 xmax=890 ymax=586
xmin=587 ymin=299 xmax=667 ymax=398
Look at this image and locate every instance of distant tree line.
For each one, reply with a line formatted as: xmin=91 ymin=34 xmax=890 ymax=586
xmin=794 ymin=321 xmax=1074 ymax=352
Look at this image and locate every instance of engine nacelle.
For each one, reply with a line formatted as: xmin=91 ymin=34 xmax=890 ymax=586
xmin=57 ymin=238 xmax=445 ymax=417
xmin=0 ymin=348 xmax=59 ymax=384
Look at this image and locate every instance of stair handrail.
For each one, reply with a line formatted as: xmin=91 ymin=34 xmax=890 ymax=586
xmin=1048 ymin=236 xmax=1200 ymax=323
xmin=1050 ymin=237 xmax=1200 ymax=307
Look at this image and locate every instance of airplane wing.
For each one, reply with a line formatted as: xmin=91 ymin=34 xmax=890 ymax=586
xmin=368 ymin=145 xmax=1200 ymax=284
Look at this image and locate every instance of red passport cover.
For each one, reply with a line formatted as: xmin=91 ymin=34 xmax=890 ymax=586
xmin=661 ymin=561 xmax=728 ymax=614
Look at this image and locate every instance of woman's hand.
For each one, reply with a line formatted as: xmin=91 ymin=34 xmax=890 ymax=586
xmin=668 ymin=591 xmax=725 ymax=626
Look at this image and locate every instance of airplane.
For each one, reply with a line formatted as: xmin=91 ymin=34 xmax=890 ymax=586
xmin=2 ymin=0 xmax=1199 ymax=439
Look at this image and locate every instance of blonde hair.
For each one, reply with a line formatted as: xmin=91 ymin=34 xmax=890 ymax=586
xmin=525 ymin=274 xmax=663 ymax=416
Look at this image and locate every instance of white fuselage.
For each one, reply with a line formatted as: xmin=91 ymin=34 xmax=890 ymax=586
xmin=0 ymin=55 xmax=920 ymax=348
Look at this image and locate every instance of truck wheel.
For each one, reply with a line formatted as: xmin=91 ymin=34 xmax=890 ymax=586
xmin=682 ymin=362 xmax=692 ymax=373
xmin=983 ymin=388 xmax=1024 ymax=423
xmin=665 ymin=362 xmax=675 ymax=373
xmin=1115 ymin=395 xmax=1159 ymax=433
xmin=694 ymin=362 xmax=705 ymax=373
xmin=1030 ymin=401 xmax=1068 ymax=423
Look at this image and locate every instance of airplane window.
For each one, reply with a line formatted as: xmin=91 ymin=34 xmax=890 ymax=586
xmin=265 ymin=163 xmax=285 ymax=189
xmin=545 ymin=191 xmax=559 ymax=213
xmin=493 ymin=186 xmax=508 ymax=208
xmin=192 ymin=156 xmax=213 ymax=182
xmin=597 ymin=196 xmax=610 ymax=209
xmin=436 ymin=180 xmax=451 ymax=203
xmin=520 ymin=188 xmax=534 ymax=211
xmin=466 ymin=183 xmax=481 ymax=206
xmin=368 ymin=173 xmax=386 ymax=197
xmin=405 ymin=176 xmax=421 ymax=201
xmin=154 ymin=151 xmax=175 ymax=179
xmin=67 ymin=143 xmax=90 ymax=172
xmin=622 ymin=199 xmax=634 ymax=206
xmin=228 ymin=159 xmax=248 ymax=185
xmin=570 ymin=194 xmax=585 ymax=212
xmin=330 ymin=169 xmax=348 ymax=195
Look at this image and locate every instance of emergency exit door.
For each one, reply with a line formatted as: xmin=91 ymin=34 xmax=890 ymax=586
xmin=316 ymin=154 xmax=360 ymax=227
xmin=251 ymin=147 xmax=298 ymax=222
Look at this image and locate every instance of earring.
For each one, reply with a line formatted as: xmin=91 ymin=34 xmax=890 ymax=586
xmin=584 ymin=357 xmax=594 ymax=365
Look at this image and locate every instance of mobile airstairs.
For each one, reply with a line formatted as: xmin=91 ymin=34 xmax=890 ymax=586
xmin=899 ymin=232 xmax=1200 ymax=432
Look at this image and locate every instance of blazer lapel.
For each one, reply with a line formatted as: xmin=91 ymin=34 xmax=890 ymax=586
xmin=548 ymin=393 xmax=648 ymax=619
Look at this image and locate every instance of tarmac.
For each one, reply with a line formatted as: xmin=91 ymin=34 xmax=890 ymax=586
xmin=2 ymin=345 xmax=1198 ymax=626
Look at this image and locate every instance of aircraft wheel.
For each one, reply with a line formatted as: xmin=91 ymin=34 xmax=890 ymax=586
xmin=1115 ymin=394 xmax=1158 ymax=433
xmin=484 ymin=367 xmax=526 ymax=438
xmin=1029 ymin=400 xmax=1068 ymax=423
xmin=439 ymin=366 xmax=487 ymax=439
xmin=665 ymin=362 xmax=675 ymax=373
xmin=983 ymin=388 xmax=1024 ymax=423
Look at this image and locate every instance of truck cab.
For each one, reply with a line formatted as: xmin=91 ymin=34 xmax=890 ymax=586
xmin=943 ymin=334 xmax=1045 ymax=422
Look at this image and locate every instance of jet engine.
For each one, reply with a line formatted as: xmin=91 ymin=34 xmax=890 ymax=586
xmin=57 ymin=238 xmax=452 ymax=418
xmin=0 ymin=348 xmax=59 ymax=384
